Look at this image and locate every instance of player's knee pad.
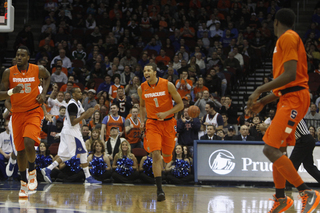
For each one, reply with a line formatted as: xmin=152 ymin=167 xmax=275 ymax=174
xmin=79 ymin=153 xmax=87 ymax=164
xmin=163 ymin=155 xmax=172 ymax=163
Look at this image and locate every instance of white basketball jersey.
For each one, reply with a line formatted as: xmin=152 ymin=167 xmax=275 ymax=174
xmin=62 ymin=99 xmax=85 ymax=136
xmin=205 ymin=113 xmax=219 ymax=128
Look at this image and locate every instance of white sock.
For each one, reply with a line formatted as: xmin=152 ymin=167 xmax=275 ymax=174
xmin=9 ymin=157 xmax=16 ymax=165
xmin=83 ymin=167 xmax=91 ymax=179
xmin=48 ymin=161 xmax=59 ymax=171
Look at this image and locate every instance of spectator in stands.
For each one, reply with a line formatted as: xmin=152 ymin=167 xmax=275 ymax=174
xmin=88 ymin=27 xmax=102 ymax=46
xmin=216 ymin=129 xmax=226 ymax=140
xmin=210 ymin=21 xmax=224 ymax=42
xmin=232 ymin=47 xmax=244 ymax=68
xmin=221 ymin=113 xmax=233 ymax=134
xmin=140 ymin=11 xmax=153 ymax=32
xmin=238 ymin=107 xmax=253 ymax=126
xmin=200 ymin=124 xmax=221 ymax=140
xmin=195 ymin=53 xmax=206 ymax=74
xmin=194 ymin=77 xmax=208 ymax=99
xmin=224 ymin=52 xmax=241 ymax=75
xmin=120 ymin=65 xmax=135 ymax=86
xmin=109 ymin=74 xmax=123 ymax=101
xmin=220 ymin=96 xmax=238 ymax=125
xmin=48 ymin=88 xmax=67 ymax=116
xmin=195 ymin=90 xmax=221 ymax=119
xmin=51 ymin=49 xmax=72 ymax=69
xmin=44 ymin=0 xmax=58 ymax=13
xmin=14 ymin=24 xmax=35 ymax=56
xmin=207 ymin=52 xmax=223 ymax=70
xmin=180 ymin=21 xmax=195 ymax=38
xmin=201 ymin=102 xmax=224 ymax=135
xmin=107 ymin=64 xmax=121 ymax=78
xmin=85 ymin=129 xmax=101 ymax=152
xmin=205 ymin=70 xmax=221 ymax=96
xmin=233 ymin=125 xmax=255 ymax=141
xmin=42 ymin=18 xmax=57 ymax=34
xmin=249 ymin=13 xmax=261 ymax=29
xmin=90 ymin=62 xmax=105 ymax=79
xmin=97 ymin=75 xmax=113 ymax=94
xmin=176 ymin=46 xmax=189 ymax=62
xmin=82 ymin=125 xmax=91 ymax=141
xmin=138 ymin=53 xmax=150 ymax=70
xmin=60 ymin=76 xmax=80 ymax=92
xmin=250 ymin=30 xmax=267 ymax=57
xmin=309 ymin=126 xmax=317 ymax=139
xmin=177 ymin=107 xmax=201 ymax=146
xmin=101 ymin=104 xmax=125 ymax=141
xmin=312 ymin=8 xmax=320 ymax=26
xmin=249 ymin=115 xmax=263 ymax=141
xmin=125 ymin=76 xmax=140 ymax=97
xmin=304 ymin=23 xmax=320 ymax=41
xmin=221 ymin=29 xmax=233 ymax=47
xmin=304 ymin=103 xmax=320 ymax=120
xmin=119 ymin=50 xmax=137 ymax=68
xmin=0 ymin=121 xmax=13 ymax=180
xmin=125 ymin=107 xmax=142 ymax=149
xmin=51 ymin=65 xmax=68 ymax=85
xmin=85 ymin=14 xmax=96 ymax=29
xmin=113 ymin=88 xmax=132 ymax=118
xmin=88 ymin=111 xmax=102 ymax=131
xmin=72 ymin=12 xmax=85 ymax=29
xmin=176 ymin=70 xmax=193 ymax=98
xmin=155 ymin=49 xmax=171 ymax=66
xmin=83 ymin=89 xmax=97 ymax=111
xmin=225 ymin=126 xmax=236 ymax=140
xmin=163 ymin=67 xmax=178 ymax=85
xmin=187 ymin=56 xmax=201 ymax=77
xmin=143 ymin=37 xmax=161 ymax=54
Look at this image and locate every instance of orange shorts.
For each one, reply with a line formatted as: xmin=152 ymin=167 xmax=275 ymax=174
xmin=12 ymin=107 xmax=43 ymax=151
xmin=144 ymin=118 xmax=177 ymax=155
xmin=263 ymin=89 xmax=310 ymax=148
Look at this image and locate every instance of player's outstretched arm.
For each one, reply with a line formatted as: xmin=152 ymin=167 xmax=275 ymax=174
xmin=37 ymin=65 xmax=51 ymax=104
xmin=247 ymin=93 xmax=279 ymax=115
xmin=0 ymin=69 xmax=22 ymax=100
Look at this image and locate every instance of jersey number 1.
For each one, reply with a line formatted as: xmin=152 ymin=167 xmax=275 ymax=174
xmin=153 ymin=98 xmax=159 ymax=107
xmin=17 ymin=83 xmax=31 ymax=93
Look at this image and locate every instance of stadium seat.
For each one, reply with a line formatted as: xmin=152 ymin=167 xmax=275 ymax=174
xmin=130 ymin=48 xmax=143 ymax=59
xmin=48 ymin=143 xmax=60 ymax=156
xmin=147 ymin=49 xmax=158 ymax=57
xmin=165 ymin=49 xmax=175 ymax=59
xmin=131 ymin=148 xmax=148 ymax=164
xmin=72 ymin=60 xmax=84 ymax=69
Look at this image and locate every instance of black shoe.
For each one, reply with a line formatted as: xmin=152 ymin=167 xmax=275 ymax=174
xmin=157 ymin=191 xmax=165 ymax=202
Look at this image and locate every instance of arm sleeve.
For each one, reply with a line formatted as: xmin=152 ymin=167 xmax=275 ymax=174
xmin=125 ymin=119 xmax=131 ymax=127
xmin=67 ymin=103 xmax=78 ymax=116
xmin=280 ymin=33 xmax=299 ymax=63
xmin=193 ymin=118 xmax=201 ymax=131
xmin=47 ymin=98 xmax=55 ymax=108
xmin=217 ymin=114 xmax=224 ymax=126
xmin=102 ymin=116 xmax=109 ymax=125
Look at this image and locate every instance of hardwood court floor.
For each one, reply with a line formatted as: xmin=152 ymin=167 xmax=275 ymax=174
xmin=0 ymin=182 xmax=320 ymax=213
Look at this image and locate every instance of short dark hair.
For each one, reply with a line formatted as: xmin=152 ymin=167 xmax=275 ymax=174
xmin=17 ymin=46 xmax=30 ymax=56
xmin=59 ymin=106 xmax=66 ymax=111
xmin=145 ymin=63 xmax=157 ymax=72
xmin=206 ymin=101 xmax=216 ymax=110
xmin=275 ymin=8 xmax=296 ymax=28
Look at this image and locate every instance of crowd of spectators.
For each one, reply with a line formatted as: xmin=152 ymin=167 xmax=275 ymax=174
xmin=4 ymin=0 xmax=320 ymax=183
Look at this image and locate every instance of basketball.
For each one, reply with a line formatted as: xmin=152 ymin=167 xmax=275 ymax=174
xmin=188 ymin=105 xmax=200 ymax=118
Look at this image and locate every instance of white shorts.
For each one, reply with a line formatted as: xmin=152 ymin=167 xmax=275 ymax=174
xmin=8 ymin=117 xmax=17 ymax=156
xmin=57 ymin=133 xmax=87 ymax=159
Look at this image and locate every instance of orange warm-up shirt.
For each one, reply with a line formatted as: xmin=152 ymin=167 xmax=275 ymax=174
xmin=9 ymin=64 xmax=41 ymax=112
xmin=125 ymin=117 xmax=141 ymax=144
xmin=272 ymin=30 xmax=309 ymax=96
xmin=141 ymin=77 xmax=174 ymax=120
xmin=175 ymin=79 xmax=193 ymax=98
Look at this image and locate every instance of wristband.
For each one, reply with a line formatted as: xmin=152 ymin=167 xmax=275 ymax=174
xmin=7 ymin=89 xmax=13 ymax=96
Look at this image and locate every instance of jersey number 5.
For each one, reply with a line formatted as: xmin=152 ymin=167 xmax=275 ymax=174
xmin=153 ymin=98 xmax=159 ymax=107
xmin=17 ymin=83 xmax=31 ymax=93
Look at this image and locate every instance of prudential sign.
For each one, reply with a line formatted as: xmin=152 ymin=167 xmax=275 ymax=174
xmin=208 ymin=149 xmax=235 ymax=175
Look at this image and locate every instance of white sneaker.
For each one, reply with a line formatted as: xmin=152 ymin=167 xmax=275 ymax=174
xmin=19 ymin=181 xmax=28 ymax=198
xmin=28 ymin=169 xmax=38 ymax=191
xmin=5 ymin=159 xmax=16 ymax=177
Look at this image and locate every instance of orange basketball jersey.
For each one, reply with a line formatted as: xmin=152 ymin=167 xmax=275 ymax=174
xmin=126 ymin=117 xmax=141 ymax=144
xmin=110 ymin=85 xmax=124 ymax=100
xmin=9 ymin=64 xmax=41 ymax=113
xmin=141 ymin=77 xmax=173 ymax=120
xmin=105 ymin=115 xmax=124 ymax=141
xmin=272 ymin=30 xmax=309 ymax=96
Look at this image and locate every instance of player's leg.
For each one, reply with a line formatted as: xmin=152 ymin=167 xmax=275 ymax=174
xmin=6 ymin=118 xmax=17 ymax=177
xmin=145 ymin=120 xmax=165 ymax=201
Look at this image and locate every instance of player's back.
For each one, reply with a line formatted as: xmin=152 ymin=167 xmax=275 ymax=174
xmin=9 ymin=64 xmax=40 ymax=113
xmin=141 ymin=77 xmax=174 ymax=120
xmin=63 ymin=99 xmax=84 ymax=136
xmin=273 ymin=30 xmax=309 ymax=96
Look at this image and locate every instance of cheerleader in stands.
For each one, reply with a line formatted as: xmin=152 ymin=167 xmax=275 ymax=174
xmin=35 ymin=142 xmax=53 ymax=182
xmin=165 ymin=145 xmax=194 ymax=184
xmin=50 ymin=154 xmax=85 ymax=183
xmin=111 ymin=140 xmax=139 ymax=183
xmin=87 ymin=141 xmax=112 ymax=182
xmin=85 ymin=128 xmax=101 ymax=153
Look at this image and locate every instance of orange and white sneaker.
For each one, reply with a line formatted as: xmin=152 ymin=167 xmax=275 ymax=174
xmin=299 ymin=189 xmax=320 ymax=213
xmin=268 ymin=194 xmax=293 ymax=213
xmin=19 ymin=181 xmax=28 ymax=198
xmin=28 ymin=169 xmax=38 ymax=191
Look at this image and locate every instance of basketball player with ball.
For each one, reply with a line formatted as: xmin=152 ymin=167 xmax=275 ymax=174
xmin=138 ymin=63 xmax=184 ymax=201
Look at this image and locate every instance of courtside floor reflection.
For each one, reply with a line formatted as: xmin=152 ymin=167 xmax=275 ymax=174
xmin=0 ymin=182 xmax=319 ymax=213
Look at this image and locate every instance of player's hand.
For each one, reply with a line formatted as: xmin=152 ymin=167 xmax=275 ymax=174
xmin=12 ymin=85 xmax=23 ymax=94
xmin=181 ymin=115 xmax=186 ymax=123
xmin=247 ymin=90 xmax=261 ymax=110
xmin=156 ymin=112 xmax=166 ymax=120
xmin=248 ymin=100 xmax=264 ymax=115
xmin=5 ymin=153 xmax=10 ymax=159
xmin=94 ymin=104 xmax=100 ymax=111
xmin=45 ymin=113 xmax=54 ymax=122
xmin=36 ymin=93 xmax=46 ymax=104
xmin=140 ymin=122 xmax=145 ymax=131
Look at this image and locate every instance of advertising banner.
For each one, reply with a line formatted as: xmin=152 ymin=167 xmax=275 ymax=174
xmin=194 ymin=140 xmax=320 ymax=183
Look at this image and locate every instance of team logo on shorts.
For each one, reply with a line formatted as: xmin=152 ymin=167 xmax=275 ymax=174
xmin=208 ymin=149 xmax=235 ymax=175
xmin=78 ymin=148 xmax=82 ymax=152
xmin=290 ymin=110 xmax=298 ymax=119
xmin=174 ymin=125 xmax=177 ymax=132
